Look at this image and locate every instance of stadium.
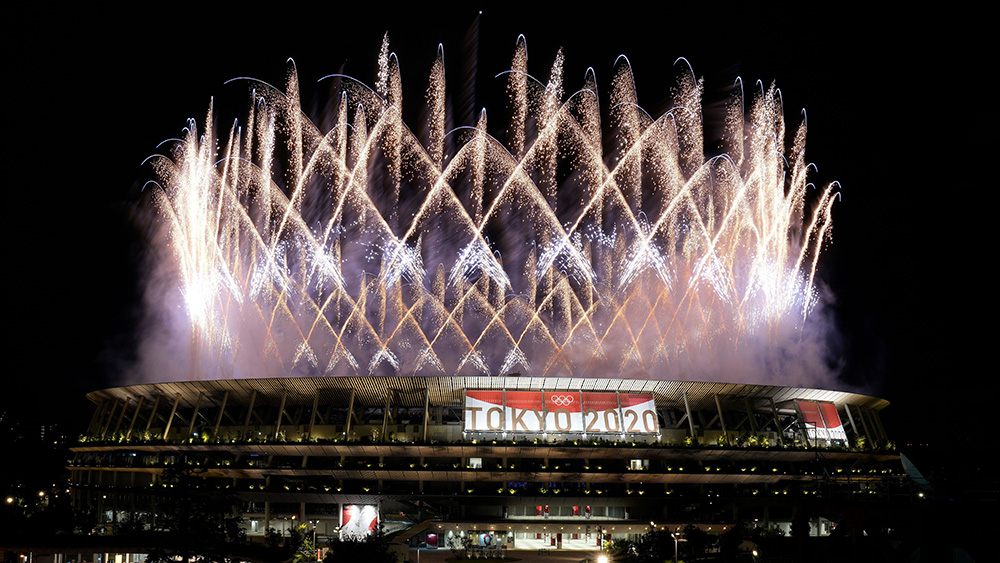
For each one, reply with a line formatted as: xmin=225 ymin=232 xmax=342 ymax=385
xmin=69 ymin=375 xmax=900 ymax=553
xmin=65 ymin=38 xmax=907 ymax=557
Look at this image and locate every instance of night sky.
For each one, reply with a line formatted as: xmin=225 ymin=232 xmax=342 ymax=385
xmin=3 ymin=5 xmax=983 ymax=446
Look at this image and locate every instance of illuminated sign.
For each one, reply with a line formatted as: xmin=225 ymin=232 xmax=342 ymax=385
xmin=545 ymin=391 xmax=583 ymax=432
xmin=795 ymin=401 xmax=847 ymax=442
xmin=341 ymin=504 xmax=378 ymax=539
xmin=504 ymin=391 xmax=544 ymax=431
xmin=464 ymin=390 xmax=658 ymax=434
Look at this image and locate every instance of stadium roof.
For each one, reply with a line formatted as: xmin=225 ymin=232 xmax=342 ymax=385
xmin=87 ymin=376 xmax=889 ymax=412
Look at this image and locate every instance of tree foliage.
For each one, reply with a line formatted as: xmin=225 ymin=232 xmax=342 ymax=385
xmin=145 ymin=464 xmax=246 ymax=563
xmin=681 ymin=524 xmax=713 ymax=559
xmin=608 ymin=529 xmax=684 ymax=563
xmin=323 ymin=529 xmax=399 ymax=563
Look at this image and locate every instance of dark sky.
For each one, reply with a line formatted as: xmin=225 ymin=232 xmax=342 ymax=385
xmin=3 ymin=5 xmax=983 ymax=444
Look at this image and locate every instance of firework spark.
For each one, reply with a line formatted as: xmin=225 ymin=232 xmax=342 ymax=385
xmin=147 ymin=36 xmax=838 ymax=381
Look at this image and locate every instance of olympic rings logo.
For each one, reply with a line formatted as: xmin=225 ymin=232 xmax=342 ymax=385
xmin=550 ymin=394 xmax=575 ymax=406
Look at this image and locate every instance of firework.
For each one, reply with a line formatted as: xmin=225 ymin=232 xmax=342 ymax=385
xmin=147 ymin=35 xmax=837 ymax=381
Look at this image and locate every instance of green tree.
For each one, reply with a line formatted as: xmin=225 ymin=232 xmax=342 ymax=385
xmin=145 ymin=464 xmax=246 ymax=563
xmin=607 ymin=530 xmax=676 ymax=563
xmin=323 ymin=529 xmax=398 ymax=563
xmin=682 ymin=524 xmax=713 ymax=559
xmin=718 ymin=522 xmax=745 ymax=559
xmin=289 ymin=524 xmax=317 ymax=563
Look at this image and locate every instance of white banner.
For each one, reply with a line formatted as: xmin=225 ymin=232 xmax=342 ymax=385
xmin=341 ymin=504 xmax=378 ymax=539
xmin=797 ymin=401 xmax=847 ymax=442
xmin=464 ymin=390 xmax=505 ymax=431
xmin=582 ymin=392 xmax=622 ymax=433
xmin=464 ymin=390 xmax=658 ymax=434
xmin=619 ymin=393 xmax=660 ymax=434
xmin=503 ymin=391 xmax=544 ymax=432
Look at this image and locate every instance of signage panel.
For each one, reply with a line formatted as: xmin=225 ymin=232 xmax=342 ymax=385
xmin=464 ymin=390 xmax=505 ymax=431
xmin=341 ymin=504 xmax=378 ymax=539
xmin=463 ymin=390 xmax=658 ymax=434
xmin=581 ymin=392 xmax=622 ymax=433
xmin=504 ymin=391 xmax=544 ymax=432
xmin=544 ymin=391 xmax=584 ymax=432
xmin=620 ymin=393 xmax=660 ymax=434
xmin=796 ymin=400 xmax=847 ymax=441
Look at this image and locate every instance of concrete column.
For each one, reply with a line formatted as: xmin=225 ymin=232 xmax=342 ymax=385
xmin=843 ymin=403 xmax=860 ymax=442
xmin=714 ymin=394 xmax=730 ymax=446
xmin=125 ymin=396 xmax=144 ymax=440
xmin=100 ymin=399 xmax=120 ymax=440
xmin=682 ymin=391 xmax=696 ymax=439
xmin=792 ymin=402 xmax=813 ymax=448
xmin=857 ymin=406 xmax=874 ymax=448
xmin=422 ymin=388 xmax=430 ymax=442
xmin=869 ymin=408 xmax=888 ymax=444
xmin=307 ymin=392 xmax=319 ymax=440
xmin=187 ymin=391 xmax=204 ymax=439
xmin=144 ymin=395 xmax=162 ymax=436
xmin=86 ymin=401 xmax=105 ymax=435
xmin=274 ymin=390 xmax=288 ymax=440
xmin=243 ymin=390 xmax=257 ymax=438
xmin=111 ymin=398 xmax=130 ymax=438
xmin=345 ymin=389 xmax=356 ymax=439
xmin=744 ymin=398 xmax=759 ymax=434
xmin=382 ymin=395 xmax=391 ymax=441
xmin=213 ymin=390 xmax=229 ymax=439
xmin=768 ymin=398 xmax=785 ymax=447
xmin=162 ymin=394 xmax=182 ymax=441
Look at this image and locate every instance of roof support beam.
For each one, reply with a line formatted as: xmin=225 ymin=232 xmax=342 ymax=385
xmin=843 ymin=403 xmax=860 ymax=441
xmin=345 ymin=389 xmax=357 ymax=439
xmin=187 ymin=391 xmax=204 ymax=439
xmin=422 ymin=388 xmax=430 ymax=442
xmin=743 ymin=398 xmax=759 ymax=434
xmin=125 ymin=396 xmax=144 ymax=440
xmin=381 ymin=394 xmax=392 ymax=441
xmin=242 ymin=390 xmax=257 ymax=436
xmin=274 ymin=390 xmax=288 ymax=440
xmin=768 ymin=398 xmax=785 ymax=447
xmin=714 ymin=394 xmax=730 ymax=446
xmin=213 ymin=390 xmax=229 ymax=439
xmin=86 ymin=401 xmax=105 ymax=435
xmin=792 ymin=402 xmax=813 ymax=448
xmin=869 ymin=407 xmax=888 ymax=444
xmin=673 ymin=411 xmax=689 ymax=430
xmin=100 ymin=400 xmax=120 ymax=440
xmin=856 ymin=405 xmax=874 ymax=449
xmin=111 ymin=398 xmax=130 ymax=438
xmin=682 ymin=391 xmax=696 ymax=439
xmin=306 ymin=392 xmax=319 ymax=441
xmin=162 ymin=394 xmax=182 ymax=440
xmin=144 ymin=395 xmax=162 ymax=435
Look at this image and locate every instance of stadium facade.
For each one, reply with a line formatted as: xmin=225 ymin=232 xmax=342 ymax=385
xmin=70 ymin=375 xmax=901 ymax=552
